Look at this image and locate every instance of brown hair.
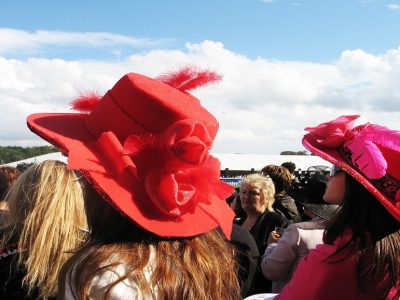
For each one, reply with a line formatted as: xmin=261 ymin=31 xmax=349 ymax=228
xmin=58 ymin=181 xmax=241 ymax=300
xmin=261 ymin=165 xmax=292 ymax=194
xmin=324 ymin=175 xmax=400 ymax=298
xmin=0 ymin=160 xmax=87 ymax=299
xmin=0 ymin=166 xmax=21 ymax=199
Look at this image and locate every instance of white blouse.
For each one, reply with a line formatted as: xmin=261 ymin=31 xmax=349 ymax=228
xmin=63 ymin=248 xmax=156 ymax=300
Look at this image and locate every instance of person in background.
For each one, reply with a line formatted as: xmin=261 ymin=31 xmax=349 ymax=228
xmin=28 ymin=67 xmax=241 ymax=299
xmin=261 ymin=170 xmax=339 ymax=292
xmin=235 ymin=173 xmax=288 ymax=294
xmin=275 ymin=115 xmax=400 ymax=299
xmin=230 ymin=223 xmax=260 ymax=298
xmin=227 ymin=188 xmax=246 ymax=220
xmin=0 ymin=166 xmax=21 ymax=224
xmin=226 ymin=189 xmax=259 ymax=298
xmin=280 ymin=162 xmax=296 ymax=179
xmin=281 ymin=161 xmax=303 ymax=202
xmin=261 ymin=165 xmax=302 ymax=223
xmin=0 ymin=160 xmax=87 ymax=299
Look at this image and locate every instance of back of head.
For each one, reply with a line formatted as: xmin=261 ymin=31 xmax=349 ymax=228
xmin=27 ymin=68 xmax=240 ymax=299
xmin=303 ymin=115 xmax=400 ymax=298
xmin=281 ymin=162 xmax=296 ymax=174
xmin=0 ymin=166 xmax=21 ymax=200
xmin=62 ymin=179 xmax=240 ymax=300
xmin=303 ymin=171 xmax=327 ymax=202
xmin=261 ymin=165 xmax=292 ymax=194
xmin=2 ymin=160 xmax=87 ymax=299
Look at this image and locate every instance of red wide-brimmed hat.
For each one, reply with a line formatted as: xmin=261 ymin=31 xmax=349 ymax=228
xmin=302 ymin=115 xmax=400 ymax=222
xmin=27 ymin=67 xmax=235 ymax=238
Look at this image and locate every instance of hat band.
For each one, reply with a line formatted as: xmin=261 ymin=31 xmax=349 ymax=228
xmin=339 ymin=147 xmax=400 ymax=205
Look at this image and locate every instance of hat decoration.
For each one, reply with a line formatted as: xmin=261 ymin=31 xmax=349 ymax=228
xmin=303 ymin=115 xmax=400 ymax=222
xmin=27 ymin=67 xmax=235 ymax=237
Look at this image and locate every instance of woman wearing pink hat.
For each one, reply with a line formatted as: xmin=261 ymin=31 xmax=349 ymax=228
xmin=274 ymin=115 xmax=400 ymax=299
xmin=27 ymin=68 xmax=241 ymax=299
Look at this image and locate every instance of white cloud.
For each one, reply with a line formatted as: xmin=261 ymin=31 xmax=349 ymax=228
xmin=261 ymin=0 xmax=274 ymax=3
xmin=385 ymin=4 xmax=400 ymax=10
xmin=1 ymin=30 xmax=400 ymax=154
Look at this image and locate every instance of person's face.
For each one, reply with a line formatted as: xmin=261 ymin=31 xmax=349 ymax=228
xmin=240 ymin=183 xmax=266 ymax=215
xmin=323 ymin=166 xmax=346 ymax=205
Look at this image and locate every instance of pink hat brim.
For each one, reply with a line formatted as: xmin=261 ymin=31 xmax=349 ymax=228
xmin=303 ymin=134 xmax=400 ymax=222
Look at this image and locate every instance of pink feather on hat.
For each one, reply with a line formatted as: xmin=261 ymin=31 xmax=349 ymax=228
xmin=302 ymin=115 xmax=400 ymax=222
xmin=344 ymin=123 xmax=400 ymax=179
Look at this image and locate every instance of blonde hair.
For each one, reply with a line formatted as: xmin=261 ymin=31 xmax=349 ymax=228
xmin=240 ymin=173 xmax=275 ymax=211
xmin=59 ymin=183 xmax=241 ymax=300
xmin=0 ymin=160 xmax=87 ymax=299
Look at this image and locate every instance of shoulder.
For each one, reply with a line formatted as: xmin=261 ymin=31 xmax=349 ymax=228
xmin=263 ymin=211 xmax=284 ymax=221
xmin=89 ymin=265 xmax=140 ymax=300
xmin=294 ymin=218 xmax=327 ymax=230
xmin=64 ymin=250 xmax=156 ymax=300
xmin=0 ymin=242 xmax=19 ymax=261
xmin=261 ymin=211 xmax=288 ymax=227
xmin=276 ymin=194 xmax=295 ymax=203
xmin=231 ymin=224 xmax=259 ymax=254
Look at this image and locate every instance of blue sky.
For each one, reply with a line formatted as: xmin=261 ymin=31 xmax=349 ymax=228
xmin=2 ymin=0 xmax=400 ymax=62
xmin=1 ymin=0 xmax=400 ymax=154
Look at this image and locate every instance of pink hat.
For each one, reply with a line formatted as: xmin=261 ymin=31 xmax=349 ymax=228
xmin=27 ymin=67 xmax=235 ymax=238
xmin=302 ymin=115 xmax=400 ymax=222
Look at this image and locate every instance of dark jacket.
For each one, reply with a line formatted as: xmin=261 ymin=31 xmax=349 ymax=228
xmin=230 ymin=224 xmax=259 ymax=298
xmin=234 ymin=210 xmax=288 ymax=295
xmin=273 ymin=194 xmax=302 ymax=223
xmin=0 ymin=231 xmax=46 ymax=299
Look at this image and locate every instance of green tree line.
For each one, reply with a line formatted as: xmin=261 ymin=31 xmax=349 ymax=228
xmin=0 ymin=146 xmax=58 ymax=164
xmin=280 ymin=150 xmax=314 ymax=155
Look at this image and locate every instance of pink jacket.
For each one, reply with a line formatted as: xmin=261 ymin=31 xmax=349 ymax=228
xmin=275 ymin=230 xmax=398 ymax=300
xmin=261 ymin=217 xmax=326 ymax=292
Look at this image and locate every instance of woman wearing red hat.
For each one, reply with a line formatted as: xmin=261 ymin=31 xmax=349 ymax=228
xmin=273 ymin=115 xmax=400 ymax=299
xmin=27 ymin=67 xmax=241 ymax=299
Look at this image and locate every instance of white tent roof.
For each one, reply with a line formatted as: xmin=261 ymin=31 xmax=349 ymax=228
xmin=214 ymin=153 xmax=331 ymax=171
xmin=3 ymin=152 xmax=68 ymax=167
xmin=4 ymin=152 xmax=331 ymax=171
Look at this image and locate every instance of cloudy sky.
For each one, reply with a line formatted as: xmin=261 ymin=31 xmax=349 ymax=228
xmin=1 ymin=0 xmax=400 ymax=154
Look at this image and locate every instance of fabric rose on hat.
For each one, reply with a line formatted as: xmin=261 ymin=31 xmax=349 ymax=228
xmin=162 ymin=119 xmax=213 ymax=166
xmin=122 ymin=119 xmax=228 ymax=218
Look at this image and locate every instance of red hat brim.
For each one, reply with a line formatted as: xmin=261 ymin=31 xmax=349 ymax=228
xmin=303 ymin=134 xmax=400 ymax=222
xmin=27 ymin=112 xmax=234 ymax=238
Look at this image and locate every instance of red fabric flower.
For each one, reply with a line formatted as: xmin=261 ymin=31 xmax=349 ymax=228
xmin=145 ymin=170 xmax=196 ymax=216
xmin=163 ymin=119 xmax=212 ymax=166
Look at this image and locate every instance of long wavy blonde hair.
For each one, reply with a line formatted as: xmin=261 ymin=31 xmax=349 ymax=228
xmin=0 ymin=160 xmax=87 ymax=299
xmin=58 ymin=182 xmax=241 ymax=300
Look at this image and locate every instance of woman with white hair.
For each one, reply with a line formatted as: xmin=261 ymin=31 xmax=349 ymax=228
xmin=235 ymin=173 xmax=287 ymax=295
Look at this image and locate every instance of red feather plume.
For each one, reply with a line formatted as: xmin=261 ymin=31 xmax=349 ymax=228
xmin=156 ymin=66 xmax=222 ymax=92
xmin=70 ymin=92 xmax=101 ymax=113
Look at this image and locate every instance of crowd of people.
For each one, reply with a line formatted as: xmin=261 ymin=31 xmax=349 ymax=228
xmin=0 ymin=68 xmax=399 ymax=299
